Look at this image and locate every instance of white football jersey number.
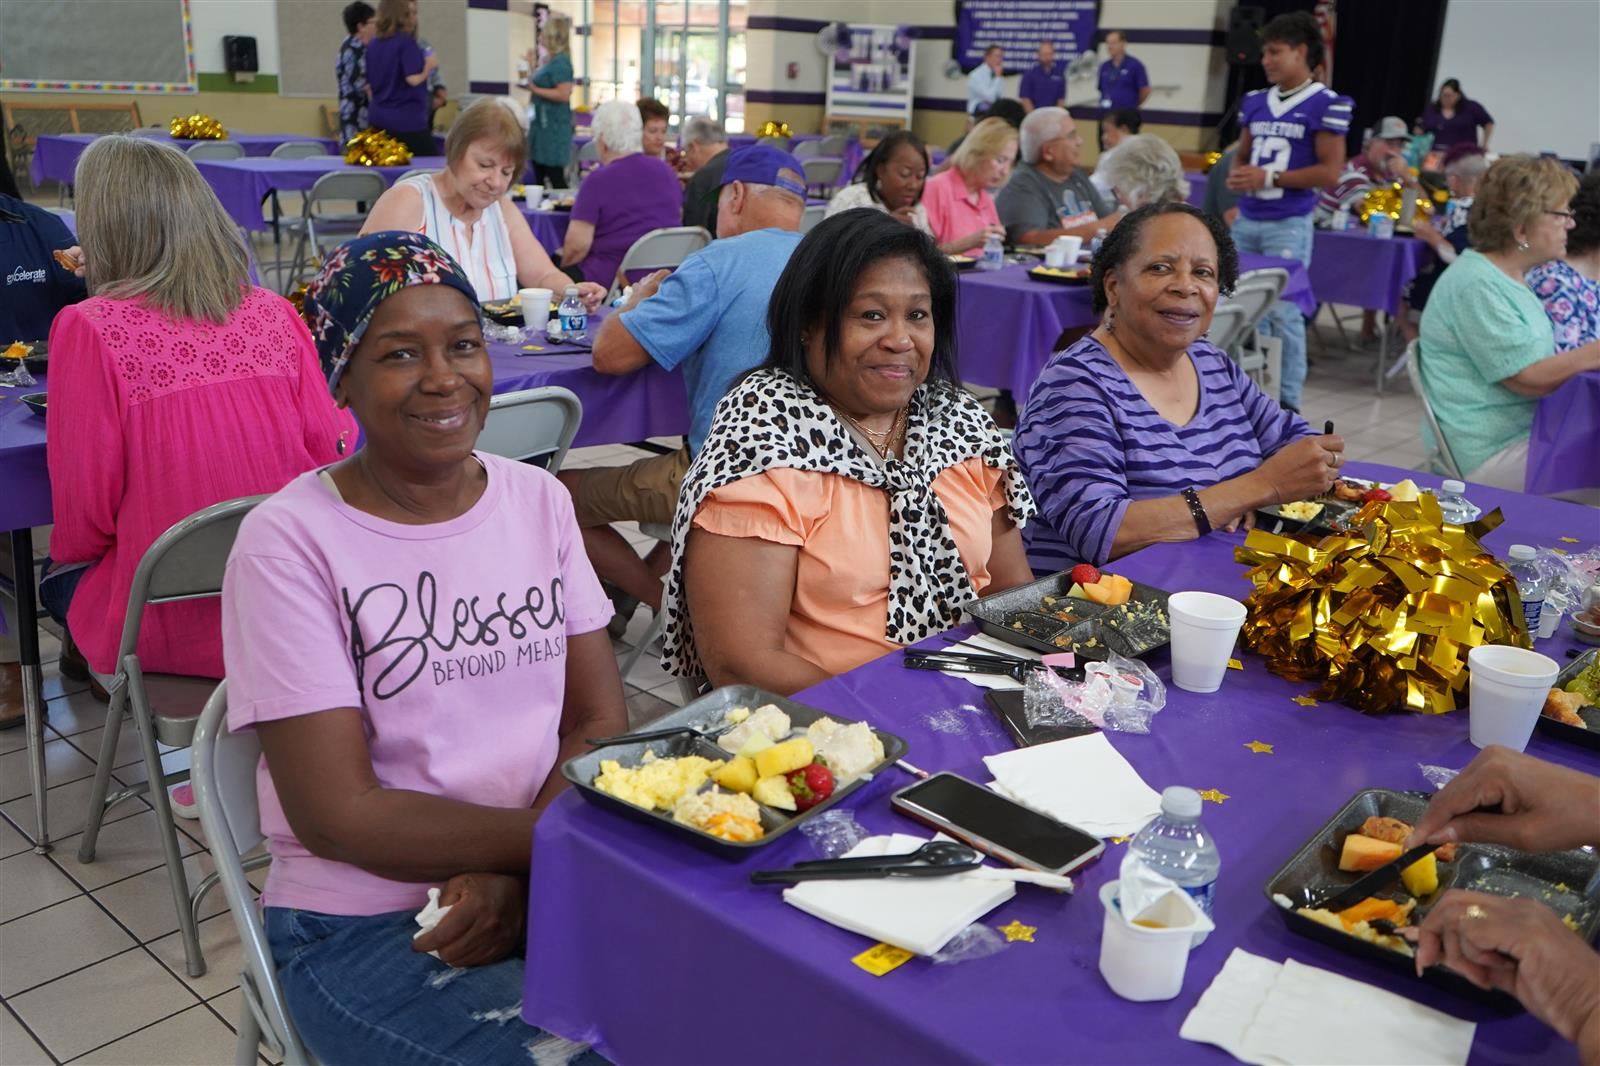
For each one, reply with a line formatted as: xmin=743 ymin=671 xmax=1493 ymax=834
xmin=1249 ymin=135 xmax=1292 ymax=200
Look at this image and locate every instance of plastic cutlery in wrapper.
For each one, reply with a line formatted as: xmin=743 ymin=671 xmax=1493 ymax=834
xmin=1024 ymin=651 xmax=1166 ymax=734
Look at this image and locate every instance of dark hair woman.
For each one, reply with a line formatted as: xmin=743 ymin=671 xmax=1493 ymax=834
xmin=1417 ymin=79 xmax=1495 ymax=152
xmin=825 ymin=129 xmax=933 ymax=234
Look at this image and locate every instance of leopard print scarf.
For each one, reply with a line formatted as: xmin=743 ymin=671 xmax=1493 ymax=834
xmin=660 ymin=368 xmax=1036 ymax=679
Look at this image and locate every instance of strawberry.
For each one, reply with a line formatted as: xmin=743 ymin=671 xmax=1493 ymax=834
xmin=1070 ymin=563 xmax=1101 ymax=586
xmin=785 ymin=763 xmax=835 ymax=812
xmin=1362 ymin=488 xmax=1392 ymax=503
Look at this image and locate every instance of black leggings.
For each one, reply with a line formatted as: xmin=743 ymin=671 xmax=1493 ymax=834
xmin=390 ymin=129 xmax=439 ymax=157
xmin=531 ymin=162 xmax=568 ymax=189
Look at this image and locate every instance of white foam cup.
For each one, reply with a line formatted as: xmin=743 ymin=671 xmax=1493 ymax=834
xmin=1098 ymin=880 xmax=1214 ymax=1001
xmin=518 ymin=287 xmax=553 ymax=322
xmin=1055 ymin=235 xmax=1084 ymax=260
xmin=524 ymin=183 xmax=545 ymax=205
xmin=1467 ymin=645 xmax=1559 ymax=751
xmin=1167 ymin=591 xmax=1248 ymax=693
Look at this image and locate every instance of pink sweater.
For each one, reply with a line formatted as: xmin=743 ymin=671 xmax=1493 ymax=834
xmin=46 ymin=287 xmax=355 ymax=678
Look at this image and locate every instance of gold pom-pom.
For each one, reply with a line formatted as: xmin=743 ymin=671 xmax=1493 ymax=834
xmin=344 ymin=129 xmax=413 ymax=167
xmin=1203 ymin=151 xmax=1223 ymax=172
xmin=1358 ymin=182 xmax=1404 ymax=224
xmin=169 ymin=113 xmax=227 ymax=140
xmin=755 ymin=120 xmax=794 ymax=139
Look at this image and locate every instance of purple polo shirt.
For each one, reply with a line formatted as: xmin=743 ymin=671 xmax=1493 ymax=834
xmin=569 ymin=152 xmax=684 ymax=287
xmin=364 ymin=32 xmax=429 ymax=133
xmin=1098 ymin=55 xmax=1148 ymax=110
xmin=1020 ymin=60 xmax=1066 ymax=110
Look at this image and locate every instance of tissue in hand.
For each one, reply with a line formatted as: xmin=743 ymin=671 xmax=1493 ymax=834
xmin=413 ymin=887 xmax=453 ymax=959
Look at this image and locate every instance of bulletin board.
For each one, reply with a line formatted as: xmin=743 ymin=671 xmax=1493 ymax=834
xmin=0 ymin=0 xmax=195 ymax=93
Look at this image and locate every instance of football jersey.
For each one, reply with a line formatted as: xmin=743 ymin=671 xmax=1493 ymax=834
xmin=1237 ymin=81 xmax=1353 ymax=221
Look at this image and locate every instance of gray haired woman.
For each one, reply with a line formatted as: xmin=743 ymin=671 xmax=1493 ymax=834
xmin=1095 ymin=133 xmax=1189 ymax=210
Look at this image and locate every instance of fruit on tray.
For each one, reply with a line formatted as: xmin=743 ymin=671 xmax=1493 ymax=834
xmin=711 ymin=755 xmax=759 ymax=794
xmin=1362 ymin=488 xmax=1392 ymax=503
xmin=752 ymin=774 xmax=797 ymax=811
xmin=1400 ymin=851 xmax=1439 ymax=897
xmin=753 ymin=737 xmax=814 ymax=779
xmin=786 ymin=762 xmax=836 ymax=812
xmin=1387 ymin=478 xmax=1420 ymax=502
xmin=1338 ymin=833 xmax=1403 ymax=872
xmin=1074 ymin=573 xmax=1133 ymax=606
xmin=1070 ymin=563 xmax=1101 ymax=586
xmin=1337 ymin=896 xmax=1407 ymax=926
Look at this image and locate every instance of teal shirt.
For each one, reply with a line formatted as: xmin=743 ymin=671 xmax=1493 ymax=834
xmin=529 ymin=52 xmax=573 ymax=166
xmin=1418 ymin=249 xmax=1554 ymax=475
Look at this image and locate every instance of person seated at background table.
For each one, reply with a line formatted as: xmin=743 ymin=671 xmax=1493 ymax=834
xmin=1012 ymin=203 xmax=1342 ymax=569
xmin=662 ymin=210 xmax=1037 ymax=694
xmin=1527 ymin=170 xmax=1600 ymax=352
xmin=40 ymin=135 xmax=354 ymax=692
xmin=566 ymin=146 xmax=807 ymax=632
xmin=1099 ymin=107 xmax=1141 ymax=152
xmin=362 ymin=0 xmax=439 ymax=157
xmin=523 ymin=11 xmax=575 ymax=190
xmin=335 ymin=1 xmax=375 ymax=146
xmin=559 ymin=100 xmax=683 ymax=289
xmin=1400 ymin=145 xmax=1488 ymax=343
xmin=1419 ymin=155 xmax=1600 ymax=491
xmin=362 ymin=98 xmax=603 ymax=309
xmin=825 ymin=130 xmax=933 ymax=237
xmin=1404 ymin=747 xmax=1598 ymax=1063
xmin=680 ymin=117 xmax=732 ymax=234
xmin=1416 ymin=78 xmax=1494 ymax=152
xmin=944 ymin=99 xmax=1024 ymax=162
xmin=226 ymin=230 xmax=623 ymax=1066
xmin=997 ymin=107 xmax=1121 ymax=247
xmin=638 ymin=96 xmax=670 ymax=161
xmin=0 ymin=192 xmax=85 ymax=345
xmin=923 ymin=117 xmax=1014 ymax=255
xmin=1094 ymin=134 xmax=1188 ymax=211
xmin=1313 ymin=117 xmax=1416 ymax=229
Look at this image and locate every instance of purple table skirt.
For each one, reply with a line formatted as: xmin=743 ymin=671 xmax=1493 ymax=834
xmin=28 ymin=132 xmax=338 ymax=186
xmin=194 ymin=156 xmax=447 ymax=231
xmin=523 ymin=461 xmax=1592 ymax=1065
xmin=518 ymin=205 xmax=571 ymax=252
xmin=956 ymin=254 xmax=1316 ymax=399
xmin=1309 ymin=230 xmax=1430 ymax=316
xmin=1527 ymin=369 xmax=1600 ymax=495
xmin=0 ymin=375 xmax=50 ymax=532
xmin=1185 ymin=169 xmax=1207 ymax=207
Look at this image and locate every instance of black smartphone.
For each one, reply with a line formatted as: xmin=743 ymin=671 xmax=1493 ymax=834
xmin=983 ymin=690 xmax=1098 ymax=748
xmin=891 ymin=771 xmax=1106 ymax=875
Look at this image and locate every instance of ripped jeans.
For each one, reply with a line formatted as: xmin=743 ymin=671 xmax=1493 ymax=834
xmin=265 ymin=907 xmax=608 ymax=1066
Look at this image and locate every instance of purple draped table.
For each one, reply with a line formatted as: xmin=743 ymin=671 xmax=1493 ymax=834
xmin=956 ymin=255 xmax=1316 ymax=400
xmin=28 ymin=131 xmax=338 ymax=187
xmin=192 ymin=156 xmax=448 ymax=231
xmin=518 ymin=204 xmax=571 ymax=253
xmin=1309 ymin=230 xmax=1431 ymax=316
xmin=1185 ymin=169 xmax=1208 ymax=208
xmin=522 ymin=461 xmax=1594 ymax=1065
xmin=1527 ymin=369 xmax=1600 ymax=496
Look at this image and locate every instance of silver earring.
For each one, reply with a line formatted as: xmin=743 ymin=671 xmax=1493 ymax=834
xmin=1105 ymin=308 xmax=1117 ymax=334
xmin=1517 ymin=241 xmax=1529 ymax=251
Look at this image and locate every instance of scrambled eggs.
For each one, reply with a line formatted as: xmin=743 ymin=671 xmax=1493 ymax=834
xmin=592 ymin=752 xmax=715 ymax=812
xmin=1277 ymin=501 xmax=1324 ymax=521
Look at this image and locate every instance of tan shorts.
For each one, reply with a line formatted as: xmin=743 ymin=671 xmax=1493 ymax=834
xmin=572 ymin=447 xmax=691 ymax=527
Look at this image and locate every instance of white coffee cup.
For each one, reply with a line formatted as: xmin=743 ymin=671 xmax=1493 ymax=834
xmin=1054 ymin=234 xmax=1084 ymax=260
xmin=518 ymin=287 xmax=553 ymax=322
xmin=1467 ymin=645 xmax=1559 ymax=751
xmin=1098 ymin=880 xmax=1214 ymax=1002
xmin=524 ymin=183 xmax=545 ymax=205
xmin=1167 ymin=591 xmax=1248 ymax=693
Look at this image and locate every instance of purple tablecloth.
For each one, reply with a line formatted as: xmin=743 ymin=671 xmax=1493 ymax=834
xmin=1185 ymin=170 xmax=1207 ymax=207
xmin=28 ymin=132 xmax=338 ymax=186
xmin=522 ymin=461 xmax=1594 ymax=1065
xmin=194 ymin=156 xmax=447 ymax=231
xmin=0 ymin=375 xmax=50 ymax=533
xmin=1309 ymin=231 xmax=1431 ymax=316
xmin=1527 ymin=369 xmax=1600 ymax=496
xmin=518 ymin=205 xmax=571 ymax=252
xmin=956 ymin=254 xmax=1317 ymax=399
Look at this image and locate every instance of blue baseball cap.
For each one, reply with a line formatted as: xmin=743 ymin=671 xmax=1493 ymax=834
xmin=718 ymin=144 xmax=807 ymax=197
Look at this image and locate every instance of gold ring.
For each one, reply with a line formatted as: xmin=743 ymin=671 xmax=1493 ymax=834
xmin=1464 ymin=904 xmax=1488 ymax=921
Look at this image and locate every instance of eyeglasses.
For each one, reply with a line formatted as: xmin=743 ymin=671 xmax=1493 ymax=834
xmin=1545 ymin=209 xmax=1576 ymax=220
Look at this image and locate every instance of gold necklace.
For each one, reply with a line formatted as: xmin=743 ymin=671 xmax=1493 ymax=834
xmin=836 ymin=405 xmax=906 ymax=458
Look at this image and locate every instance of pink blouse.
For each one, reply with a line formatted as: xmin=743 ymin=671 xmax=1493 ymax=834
xmin=922 ymin=167 xmax=1000 ymax=245
xmin=46 ymin=287 xmax=355 ymax=678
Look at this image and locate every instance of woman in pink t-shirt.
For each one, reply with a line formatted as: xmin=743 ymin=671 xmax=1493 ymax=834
xmin=921 ymin=116 xmax=1015 ymax=254
xmin=223 ymin=232 xmax=625 ymax=1064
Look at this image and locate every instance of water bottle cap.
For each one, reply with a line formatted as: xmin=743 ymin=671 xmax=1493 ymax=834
xmin=1441 ymin=479 xmax=1465 ymax=494
xmin=1159 ymin=786 xmax=1202 ymax=819
xmin=564 ymin=286 xmax=579 ymax=295
xmin=1507 ymin=544 xmax=1536 ymax=561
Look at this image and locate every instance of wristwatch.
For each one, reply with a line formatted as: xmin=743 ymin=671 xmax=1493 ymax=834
xmin=1263 ymin=169 xmax=1279 ymax=189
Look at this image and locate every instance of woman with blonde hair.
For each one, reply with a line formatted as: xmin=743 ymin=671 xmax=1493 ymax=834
xmin=1420 ymin=155 xmax=1600 ymax=489
xmin=922 ymin=116 xmax=1014 ymax=254
xmin=524 ymin=11 xmax=575 ymax=189
xmin=1096 ymin=133 xmax=1188 ymax=210
xmin=40 ymin=136 xmax=353 ymax=690
xmin=364 ymin=0 xmax=438 ymax=155
xmin=363 ymin=97 xmax=604 ymax=307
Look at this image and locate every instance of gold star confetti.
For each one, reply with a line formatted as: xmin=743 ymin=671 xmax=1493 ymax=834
xmin=521 ymin=344 xmax=545 ymax=352
xmin=1292 ymin=694 xmax=1319 ymax=707
xmin=1227 ymin=658 xmax=1243 ymax=670
xmin=1110 ymin=836 xmax=1130 ymax=845
xmin=1197 ymin=788 xmax=1230 ymax=804
xmin=1552 ymin=548 xmax=1569 ymax=556
xmin=1244 ymin=740 xmax=1274 ymax=754
xmin=1559 ymin=537 xmax=1579 ymax=543
xmin=998 ymin=920 xmax=1037 ymax=943
xmin=1555 ymin=882 xmax=1571 ymax=893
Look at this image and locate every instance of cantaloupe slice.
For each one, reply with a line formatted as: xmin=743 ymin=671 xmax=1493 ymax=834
xmin=1338 ymin=833 xmax=1403 ymax=872
xmin=1400 ymin=851 xmax=1439 ymax=897
xmin=1337 ymin=897 xmax=1404 ymax=927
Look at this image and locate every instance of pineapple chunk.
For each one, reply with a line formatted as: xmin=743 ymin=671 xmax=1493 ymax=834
xmin=1400 ymin=851 xmax=1439 ymax=897
xmin=735 ymin=733 xmax=775 ymax=759
xmin=753 ymin=737 xmax=814 ymax=779
xmin=752 ymin=774 xmax=797 ymax=811
xmin=710 ymin=756 xmax=758 ymax=794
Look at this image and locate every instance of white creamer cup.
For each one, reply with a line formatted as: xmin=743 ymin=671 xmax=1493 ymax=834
xmin=1167 ymin=591 xmax=1247 ymax=693
xmin=518 ymin=287 xmax=553 ymax=323
xmin=524 ymin=183 xmax=545 ymax=205
xmin=1467 ymin=645 xmax=1559 ymax=751
xmin=1098 ymin=879 xmax=1215 ymax=1001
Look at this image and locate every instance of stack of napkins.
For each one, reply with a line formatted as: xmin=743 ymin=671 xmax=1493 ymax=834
xmin=983 ymin=733 xmax=1162 ymax=837
xmin=782 ymin=833 xmax=1015 ymax=956
xmin=1181 ymin=949 xmax=1476 ymax=1065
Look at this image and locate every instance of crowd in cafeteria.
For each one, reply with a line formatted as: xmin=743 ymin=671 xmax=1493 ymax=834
xmin=3 ymin=4 xmax=1599 ymax=1064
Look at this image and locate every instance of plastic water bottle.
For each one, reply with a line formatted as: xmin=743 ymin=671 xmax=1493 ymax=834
xmin=1368 ymin=212 xmax=1395 ymax=239
xmin=979 ymin=233 xmax=1004 ymax=271
xmin=1506 ymin=544 xmax=1547 ymax=638
xmin=555 ymin=286 xmax=587 ymax=340
xmin=1436 ymin=479 xmax=1481 ymax=525
xmin=1089 ymin=227 xmax=1109 ymax=255
xmin=1129 ymin=786 xmax=1221 ymax=944
xmin=1331 ymin=206 xmax=1353 ymax=232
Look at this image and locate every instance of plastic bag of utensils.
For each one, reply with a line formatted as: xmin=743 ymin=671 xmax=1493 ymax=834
xmin=1023 ymin=653 xmax=1166 ymax=734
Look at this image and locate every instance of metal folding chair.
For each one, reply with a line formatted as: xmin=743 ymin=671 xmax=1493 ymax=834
xmin=802 ymin=157 xmax=844 ymax=198
xmin=279 ymin=169 xmax=388 ymax=294
xmin=269 ymin=141 xmax=327 ymax=159
xmin=186 ymin=141 xmax=246 ymax=161
xmin=129 ymin=127 xmax=170 ymax=138
xmin=190 ymin=681 xmax=316 ymax=1066
xmin=792 ymin=140 xmax=824 ymax=160
xmin=395 ymin=167 xmax=440 ymax=184
xmin=76 ymin=495 xmax=268 ymax=977
xmin=1205 ymin=302 xmax=1250 ymax=354
xmin=799 ymin=202 xmax=826 ymax=234
xmin=1404 ymin=339 xmax=1466 ymax=479
xmin=618 ymin=523 xmax=672 ymax=689
xmin=476 ymin=386 xmax=583 ymax=472
xmin=608 ymin=225 xmax=711 ymax=300
xmin=819 ymin=134 xmax=851 ymax=156
xmin=756 ymin=136 xmax=791 ymax=150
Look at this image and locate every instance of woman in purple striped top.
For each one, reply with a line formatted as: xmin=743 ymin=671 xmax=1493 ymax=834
xmin=1014 ymin=203 xmax=1345 ymax=569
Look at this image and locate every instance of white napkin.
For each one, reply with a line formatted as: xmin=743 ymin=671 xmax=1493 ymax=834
xmin=982 ymin=733 xmax=1162 ymax=838
xmin=781 ymin=833 xmax=1016 ymax=956
xmin=1181 ymin=949 xmax=1477 ymax=1066
xmin=936 ymin=633 xmax=1043 ymax=691
xmin=412 ymin=887 xmax=453 ymax=960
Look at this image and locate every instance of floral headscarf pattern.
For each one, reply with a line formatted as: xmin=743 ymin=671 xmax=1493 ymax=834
xmin=302 ymin=231 xmax=482 ymax=392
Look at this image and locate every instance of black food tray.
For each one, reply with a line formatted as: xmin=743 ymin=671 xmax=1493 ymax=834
xmin=963 ymin=571 xmax=1171 ymax=661
xmin=1264 ymin=788 xmax=1600 ymax=1010
xmin=20 ymin=393 xmax=46 ymax=419
xmin=1537 ymin=647 xmax=1600 ymax=751
xmin=562 ymin=684 xmax=907 ymax=856
xmin=1027 ymin=267 xmax=1089 ymax=286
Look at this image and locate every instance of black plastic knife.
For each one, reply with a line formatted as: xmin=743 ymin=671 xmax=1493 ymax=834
xmin=1313 ymin=843 xmax=1437 ymax=913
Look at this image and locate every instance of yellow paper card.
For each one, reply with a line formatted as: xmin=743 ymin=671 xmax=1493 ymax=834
xmin=852 ymin=943 xmax=914 ymax=976
xmin=1227 ymin=658 xmax=1243 ymax=670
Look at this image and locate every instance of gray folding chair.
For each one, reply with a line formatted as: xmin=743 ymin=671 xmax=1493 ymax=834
xmin=186 ymin=141 xmax=246 ymax=161
xmin=799 ymin=202 xmax=826 ymax=235
xmin=476 ymin=386 xmax=582 ymax=472
xmin=618 ymin=523 xmax=672 ymax=689
xmin=76 ymin=494 xmax=268 ymax=977
xmin=396 ymin=167 xmax=441 ymax=184
xmin=1205 ymin=302 xmax=1250 ymax=354
xmin=792 ymin=140 xmax=824 ymax=160
xmin=280 ymin=168 xmax=389 ymax=293
xmin=819 ymin=134 xmax=851 ymax=156
xmin=756 ymin=136 xmax=791 ymax=150
xmin=1405 ymin=339 xmax=1466 ymax=479
xmin=608 ymin=225 xmax=712 ymax=300
xmin=802 ymin=157 xmax=844 ymax=198
xmin=269 ymin=141 xmax=328 ymax=159
xmin=191 ymin=681 xmax=315 ymax=1066
xmin=130 ymin=126 xmax=170 ymax=138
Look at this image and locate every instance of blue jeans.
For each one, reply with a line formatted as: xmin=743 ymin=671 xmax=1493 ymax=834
xmin=1231 ymin=213 xmax=1315 ymax=409
xmin=37 ymin=560 xmax=86 ymax=629
xmin=264 ymin=907 xmax=608 ymax=1066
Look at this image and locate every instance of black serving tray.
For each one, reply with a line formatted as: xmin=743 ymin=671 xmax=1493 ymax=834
xmin=562 ymin=684 xmax=907 ymax=856
xmin=20 ymin=393 xmax=46 ymax=419
xmin=1537 ymin=647 xmax=1600 ymax=751
xmin=1263 ymin=788 xmax=1600 ymax=1010
xmin=963 ymin=571 xmax=1171 ymax=661
xmin=4 ymin=339 xmax=47 ymax=373
xmin=1027 ymin=266 xmax=1090 ymax=285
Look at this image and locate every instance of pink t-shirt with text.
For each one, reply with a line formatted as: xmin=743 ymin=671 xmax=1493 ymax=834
xmin=221 ymin=452 xmax=610 ymax=916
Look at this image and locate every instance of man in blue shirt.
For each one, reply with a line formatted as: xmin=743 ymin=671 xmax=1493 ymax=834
xmin=1019 ymin=41 xmax=1065 ymax=112
xmin=967 ymin=45 xmax=1005 ymax=119
xmin=1097 ymin=31 xmax=1149 ymax=111
xmin=563 ymin=146 xmax=806 ymax=622
xmin=0 ymin=194 xmax=85 ymax=343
